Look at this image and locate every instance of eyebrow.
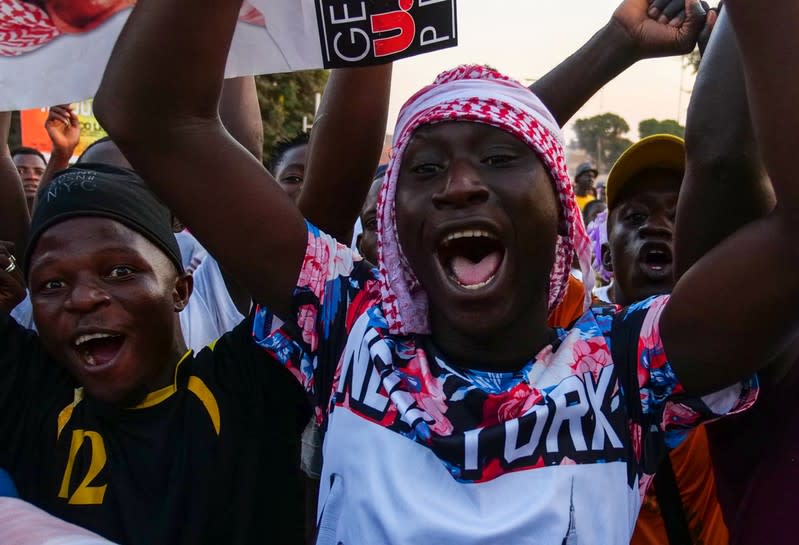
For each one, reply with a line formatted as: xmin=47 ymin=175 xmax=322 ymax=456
xmin=31 ymin=246 xmax=143 ymax=270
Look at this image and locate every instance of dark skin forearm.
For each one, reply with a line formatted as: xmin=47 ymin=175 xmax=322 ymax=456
xmin=97 ymin=0 xmax=235 ymax=131
xmin=96 ymin=0 xmax=307 ymax=317
xmin=0 ymin=112 xmax=30 ymax=257
xmin=662 ymin=1 xmax=799 ymax=394
xmin=676 ymin=12 xmax=774 ymax=280
xmin=220 ymin=76 xmax=264 ymax=163
xmin=531 ymin=22 xmax=637 ymax=127
xmin=532 ymin=0 xmax=707 ymax=127
xmin=218 ymin=75 xmax=262 ymax=314
xmin=298 ymin=64 xmax=392 ymax=242
xmin=724 ymin=0 xmax=799 ymax=208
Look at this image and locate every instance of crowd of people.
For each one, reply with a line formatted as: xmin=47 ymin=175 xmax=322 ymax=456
xmin=0 ymin=0 xmax=795 ymax=543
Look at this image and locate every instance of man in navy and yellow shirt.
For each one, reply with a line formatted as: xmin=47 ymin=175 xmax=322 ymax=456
xmin=0 ymin=165 xmax=310 ymax=544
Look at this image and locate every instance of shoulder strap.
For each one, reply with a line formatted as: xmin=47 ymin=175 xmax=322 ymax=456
xmin=608 ymin=308 xmax=692 ymax=545
xmin=654 ymin=455 xmax=693 ymax=545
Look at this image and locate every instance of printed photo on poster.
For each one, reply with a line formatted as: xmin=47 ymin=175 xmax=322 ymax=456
xmin=1 ymin=0 xmax=458 ymax=110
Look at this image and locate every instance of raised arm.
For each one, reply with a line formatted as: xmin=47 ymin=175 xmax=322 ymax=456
xmin=215 ymin=75 xmax=263 ymax=315
xmin=532 ymin=0 xmax=707 ymax=127
xmin=724 ymin=1 xmax=799 ymax=192
xmin=675 ymin=11 xmax=774 ymax=278
xmin=0 ymin=112 xmax=30 ymax=257
xmin=298 ymin=65 xmax=392 ymax=242
xmin=95 ymin=0 xmax=306 ymax=315
xmin=220 ymin=76 xmax=264 ymax=163
xmin=34 ymin=104 xmax=81 ymax=209
xmin=662 ymin=0 xmax=799 ymax=393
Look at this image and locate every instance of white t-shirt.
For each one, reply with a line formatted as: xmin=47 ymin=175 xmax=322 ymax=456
xmin=10 ymin=294 xmax=34 ymax=330
xmin=594 ymin=281 xmax=614 ymax=304
xmin=180 ymin=255 xmax=245 ymax=352
xmin=175 ymin=230 xmax=208 ymax=274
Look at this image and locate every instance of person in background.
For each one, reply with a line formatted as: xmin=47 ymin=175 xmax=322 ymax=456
xmin=355 ymin=173 xmax=384 ymax=266
xmin=573 ymin=161 xmax=599 ymax=210
xmin=601 ymin=135 xmax=684 ymax=308
xmin=582 ymin=198 xmax=607 ymax=229
xmin=270 ymin=132 xmax=309 ymax=204
xmin=11 ymin=147 xmax=47 ymax=212
xmin=587 ymin=209 xmax=614 ymax=295
xmin=601 ymin=134 xmax=728 ymax=545
xmin=39 ymin=104 xmax=82 ymax=197
xmin=596 ymin=179 xmax=608 ymax=202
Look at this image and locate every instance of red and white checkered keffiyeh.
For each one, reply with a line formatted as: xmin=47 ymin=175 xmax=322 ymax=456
xmin=0 ymin=0 xmax=59 ymax=57
xmin=377 ymin=64 xmax=593 ymax=336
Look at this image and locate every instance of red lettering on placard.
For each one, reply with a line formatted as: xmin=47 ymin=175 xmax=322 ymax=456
xmin=371 ymin=1 xmax=415 ymax=58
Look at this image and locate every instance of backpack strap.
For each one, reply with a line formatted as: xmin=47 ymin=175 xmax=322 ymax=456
xmin=608 ymin=308 xmax=692 ymax=544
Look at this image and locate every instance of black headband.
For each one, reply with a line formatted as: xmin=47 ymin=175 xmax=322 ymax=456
xmin=25 ymin=164 xmax=184 ymax=276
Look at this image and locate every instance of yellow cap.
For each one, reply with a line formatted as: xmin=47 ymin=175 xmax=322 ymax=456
xmin=606 ymin=134 xmax=685 ymax=210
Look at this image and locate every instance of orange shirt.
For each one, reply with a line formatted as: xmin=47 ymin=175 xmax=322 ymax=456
xmin=548 ymin=275 xmax=586 ymax=328
xmin=632 ymin=425 xmax=729 ymax=545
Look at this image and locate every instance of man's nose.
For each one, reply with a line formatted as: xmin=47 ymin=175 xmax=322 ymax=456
xmin=63 ymin=282 xmax=112 ymax=313
xmin=432 ymin=159 xmax=489 ymax=209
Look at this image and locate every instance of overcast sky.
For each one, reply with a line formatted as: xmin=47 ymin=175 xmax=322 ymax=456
xmin=388 ymin=0 xmax=697 ymax=142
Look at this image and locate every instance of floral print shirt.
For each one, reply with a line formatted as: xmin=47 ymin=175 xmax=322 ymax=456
xmin=253 ymin=223 xmax=757 ymax=544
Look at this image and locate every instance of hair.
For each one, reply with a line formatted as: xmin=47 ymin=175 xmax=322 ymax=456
xmin=11 ymin=146 xmax=46 ymax=164
xmin=76 ymin=136 xmax=113 ymax=164
xmin=269 ymin=132 xmax=310 ymax=173
xmin=582 ymin=199 xmax=606 ymax=226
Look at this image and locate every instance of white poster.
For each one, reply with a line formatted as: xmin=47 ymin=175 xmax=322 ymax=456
xmin=0 ymin=0 xmax=458 ymax=110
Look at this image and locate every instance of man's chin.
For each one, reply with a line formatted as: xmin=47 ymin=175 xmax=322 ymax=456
xmin=84 ymin=382 xmax=148 ymax=407
xmin=629 ymin=283 xmax=674 ymax=304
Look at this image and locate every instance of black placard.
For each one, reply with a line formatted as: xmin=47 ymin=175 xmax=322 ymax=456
xmin=316 ymin=0 xmax=458 ymax=68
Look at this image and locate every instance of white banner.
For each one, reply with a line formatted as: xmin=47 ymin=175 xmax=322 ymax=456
xmin=0 ymin=0 xmax=458 ymax=110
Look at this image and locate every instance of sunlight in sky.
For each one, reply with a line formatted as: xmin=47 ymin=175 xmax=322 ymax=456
xmin=389 ymin=0 xmax=697 ymax=143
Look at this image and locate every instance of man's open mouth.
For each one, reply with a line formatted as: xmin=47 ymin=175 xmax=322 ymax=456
xmin=638 ymin=243 xmax=673 ymax=274
xmin=436 ymin=230 xmax=506 ymax=290
xmin=73 ymin=332 xmax=126 ymax=368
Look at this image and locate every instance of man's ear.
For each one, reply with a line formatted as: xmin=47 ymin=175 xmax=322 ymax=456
xmin=355 ymin=233 xmax=363 ymax=254
xmin=173 ymin=272 xmax=194 ymax=312
xmin=601 ymin=243 xmax=613 ymax=272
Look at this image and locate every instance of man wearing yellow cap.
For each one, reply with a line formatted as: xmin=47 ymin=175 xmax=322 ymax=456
xmin=600 ymin=134 xmax=727 ymax=545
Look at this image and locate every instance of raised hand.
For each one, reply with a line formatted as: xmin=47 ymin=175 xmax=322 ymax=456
xmin=0 ymin=242 xmax=25 ymax=315
xmin=612 ymin=0 xmax=707 ymax=58
xmin=45 ymin=104 xmax=81 ymax=159
xmin=697 ymin=3 xmax=720 ymax=57
xmin=532 ymin=0 xmax=710 ymax=127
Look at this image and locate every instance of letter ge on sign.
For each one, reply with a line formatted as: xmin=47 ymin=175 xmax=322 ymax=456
xmin=316 ymin=0 xmax=458 ymax=68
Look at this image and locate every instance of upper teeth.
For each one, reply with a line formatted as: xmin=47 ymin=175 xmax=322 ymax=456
xmin=74 ymin=333 xmax=117 ymax=347
xmin=442 ymin=230 xmax=497 ymax=244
